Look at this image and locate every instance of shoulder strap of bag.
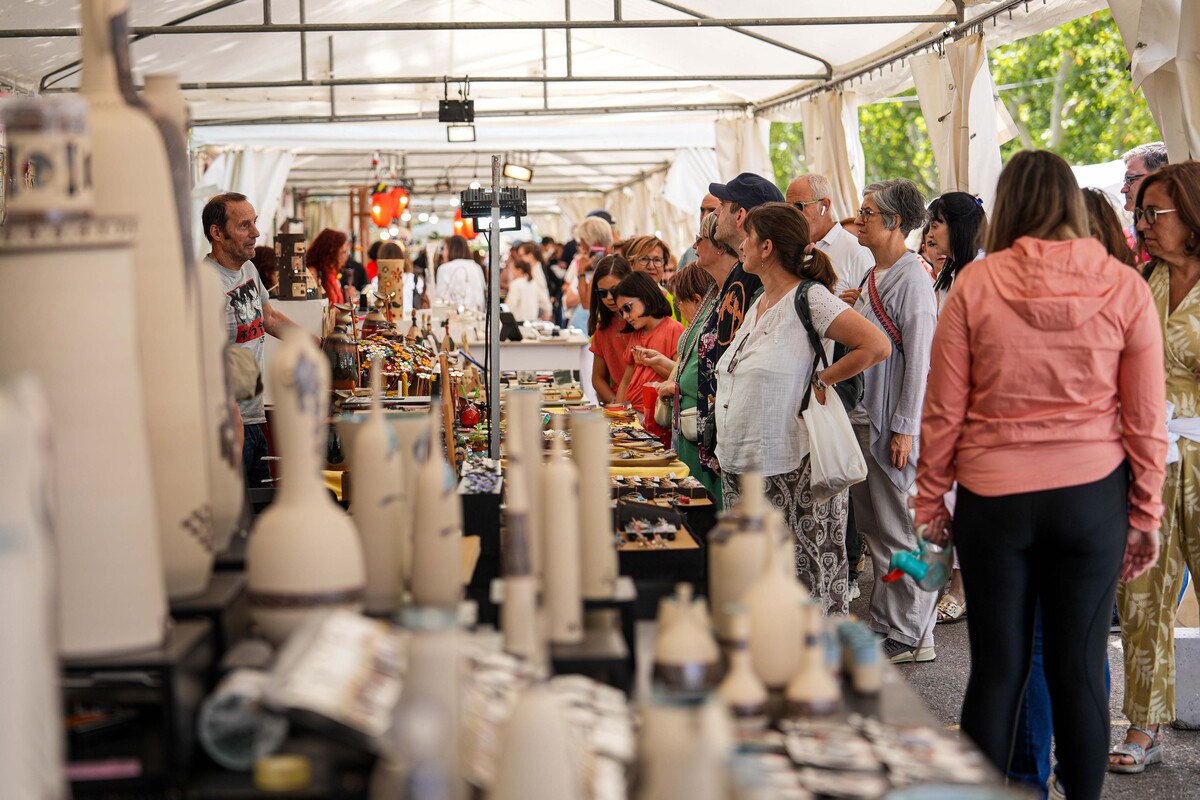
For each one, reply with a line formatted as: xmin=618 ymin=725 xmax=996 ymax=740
xmin=867 ymin=270 xmax=903 ymax=353
xmin=794 ymin=280 xmax=830 ymax=370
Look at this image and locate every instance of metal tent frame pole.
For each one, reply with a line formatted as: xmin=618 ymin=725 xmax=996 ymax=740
xmin=488 ymin=155 xmax=502 ymax=460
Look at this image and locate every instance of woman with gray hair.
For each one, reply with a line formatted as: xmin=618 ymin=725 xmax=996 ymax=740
xmin=839 ymin=179 xmax=939 ymax=663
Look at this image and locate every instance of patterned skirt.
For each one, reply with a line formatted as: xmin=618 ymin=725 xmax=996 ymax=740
xmin=722 ymin=458 xmax=851 ymax=615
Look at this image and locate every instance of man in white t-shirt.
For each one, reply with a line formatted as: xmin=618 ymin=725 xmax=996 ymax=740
xmin=202 ymin=192 xmax=299 ymax=488
xmin=786 ymin=173 xmax=874 ymax=294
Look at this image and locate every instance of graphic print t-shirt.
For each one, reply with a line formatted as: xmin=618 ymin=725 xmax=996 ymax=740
xmin=206 ymin=256 xmax=268 ymax=424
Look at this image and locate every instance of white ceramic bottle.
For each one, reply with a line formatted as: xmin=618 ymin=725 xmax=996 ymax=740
xmin=637 ymin=696 xmax=733 ymax=800
xmin=0 ymin=95 xmax=168 ymax=657
xmin=80 ymin=0 xmax=215 ymax=599
xmin=487 ymin=687 xmax=583 ymax=800
xmin=742 ymin=517 xmax=809 ymax=691
xmin=716 ymin=604 xmax=769 ymax=733
xmin=707 ymin=469 xmax=778 ymax=645
xmin=142 ymin=72 xmax=247 ymax=555
xmin=0 ymin=377 xmax=67 ymax=799
xmin=501 ymin=391 xmax=543 ymax=661
xmin=652 ymin=584 xmax=723 ymax=697
xmin=338 ymin=360 xmax=404 ymax=614
xmin=541 ymin=422 xmax=584 ymax=644
xmin=384 ymin=411 xmax=428 ymax=596
xmin=785 ymin=601 xmax=841 ymax=718
xmin=246 ymin=329 xmax=366 ymax=643
xmin=572 ymin=411 xmax=619 ymax=599
xmin=409 ymin=395 xmax=465 ymax=610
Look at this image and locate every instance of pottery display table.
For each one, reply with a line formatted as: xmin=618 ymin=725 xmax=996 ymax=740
xmin=171 ymin=572 xmax=251 ymax=661
xmin=466 ymin=333 xmax=589 ymax=372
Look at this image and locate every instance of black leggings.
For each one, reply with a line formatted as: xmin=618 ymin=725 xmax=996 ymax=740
xmin=955 ymin=464 xmax=1128 ymax=800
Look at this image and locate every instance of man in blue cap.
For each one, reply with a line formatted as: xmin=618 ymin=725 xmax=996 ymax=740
xmin=695 ymin=172 xmax=784 ymax=477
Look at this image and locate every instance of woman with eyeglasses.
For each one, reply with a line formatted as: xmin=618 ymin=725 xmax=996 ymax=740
xmin=839 ymin=179 xmax=940 ymax=664
xmin=1111 ymin=160 xmax=1200 ymax=775
xmin=612 ymin=272 xmax=684 ymax=433
xmin=623 ymin=235 xmax=686 ymax=323
xmin=586 ymin=255 xmax=633 ymax=404
xmin=914 ymin=150 xmax=1165 ymax=798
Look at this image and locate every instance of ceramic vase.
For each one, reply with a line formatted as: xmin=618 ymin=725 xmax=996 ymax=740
xmin=384 ymin=411 xmax=427 ymax=593
xmin=501 ymin=391 xmax=543 ymax=661
xmin=324 ymin=328 xmax=360 ymax=391
xmin=708 ymin=469 xmax=780 ymax=645
xmin=652 ymin=583 xmax=723 ymax=697
xmin=637 ymin=697 xmax=733 ymax=800
xmin=0 ymin=95 xmax=168 ymax=657
xmin=716 ymin=604 xmax=768 ymax=733
xmin=337 ymin=360 xmax=404 ymax=614
xmin=743 ymin=518 xmax=809 ymax=691
xmin=541 ymin=422 xmax=583 ymax=644
xmin=409 ymin=396 xmax=464 ymax=610
xmin=785 ymin=601 xmax=840 ymax=718
xmin=572 ymin=411 xmax=619 ymax=599
xmin=0 ymin=377 xmax=68 ymax=798
xmin=142 ymin=72 xmax=246 ymax=555
xmin=81 ymin=0 xmax=215 ymax=599
xmin=246 ymin=329 xmax=365 ymax=644
xmin=487 ymin=687 xmax=582 ymax=800
xmin=511 ymin=391 xmax=545 ymax=580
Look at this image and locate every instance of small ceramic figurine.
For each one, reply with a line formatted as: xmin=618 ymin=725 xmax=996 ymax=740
xmin=652 ymin=584 xmax=723 ymax=697
xmin=716 ymin=604 xmax=769 ymax=733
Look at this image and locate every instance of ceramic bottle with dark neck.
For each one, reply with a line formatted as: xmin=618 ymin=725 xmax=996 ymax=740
xmin=743 ymin=516 xmax=809 ymax=692
xmin=707 ymin=469 xmax=779 ymax=645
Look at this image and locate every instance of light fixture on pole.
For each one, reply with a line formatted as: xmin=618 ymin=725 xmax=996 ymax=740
xmin=441 ymin=77 xmax=476 ymax=143
xmin=501 ymin=162 xmax=533 ymax=182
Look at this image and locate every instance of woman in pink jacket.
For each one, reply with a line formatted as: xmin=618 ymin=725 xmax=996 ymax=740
xmin=914 ymin=150 xmax=1166 ymax=800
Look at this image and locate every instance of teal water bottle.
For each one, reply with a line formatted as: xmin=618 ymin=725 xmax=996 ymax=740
xmin=881 ymin=525 xmax=953 ymax=592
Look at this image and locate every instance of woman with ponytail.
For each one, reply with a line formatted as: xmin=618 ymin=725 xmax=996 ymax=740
xmin=928 ymin=192 xmax=988 ymax=308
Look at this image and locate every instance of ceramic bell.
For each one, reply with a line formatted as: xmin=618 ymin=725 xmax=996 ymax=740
xmin=572 ymin=411 xmax=619 ymax=599
xmin=337 ymin=360 xmax=404 ymax=614
xmin=246 ymin=328 xmax=366 ymax=644
xmin=785 ymin=601 xmax=841 ymax=718
xmin=0 ymin=377 xmax=68 ymax=798
xmin=0 ymin=95 xmax=168 ymax=657
xmin=743 ymin=518 xmax=809 ymax=691
xmin=487 ymin=687 xmax=583 ymax=800
xmin=81 ymin=0 xmax=215 ymax=599
xmin=501 ymin=390 xmax=543 ymax=661
xmin=652 ymin=584 xmax=723 ymax=697
xmin=716 ymin=604 xmax=768 ymax=733
xmin=409 ymin=394 xmax=465 ymax=610
xmin=541 ymin=421 xmax=583 ymax=644
xmin=708 ymin=469 xmax=781 ymax=645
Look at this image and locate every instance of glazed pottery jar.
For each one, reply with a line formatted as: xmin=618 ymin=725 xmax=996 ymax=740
xmin=0 ymin=377 xmax=68 ymax=798
xmin=743 ymin=518 xmax=809 ymax=691
xmin=360 ymin=301 xmax=390 ymax=337
xmin=409 ymin=395 xmax=464 ymax=610
xmin=785 ymin=601 xmax=841 ymax=718
xmin=487 ymin=687 xmax=583 ymax=800
xmin=247 ymin=329 xmax=365 ymax=644
xmin=336 ymin=360 xmax=404 ymax=614
xmin=324 ymin=328 xmax=360 ymax=391
xmin=541 ymin=422 xmax=583 ymax=644
xmin=571 ymin=411 xmax=619 ymax=599
xmin=652 ymin=583 xmax=723 ymax=697
xmin=707 ymin=469 xmax=782 ymax=644
xmin=716 ymin=604 xmax=768 ymax=733
xmin=0 ymin=95 xmax=168 ymax=657
xmin=500 ymin=390 xmax=543 ymax=661
xmin=80 ymin=0 xmax=215 ymax=599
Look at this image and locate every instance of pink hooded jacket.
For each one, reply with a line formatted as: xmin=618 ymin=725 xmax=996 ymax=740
xmin=915 ymin=237 xmax=1166 ymax=532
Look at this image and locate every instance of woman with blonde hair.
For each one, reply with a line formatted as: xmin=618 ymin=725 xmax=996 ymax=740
xmin=564 ymin=216 xmax=615 ymax=331
xmin=915 ymin=150 xmax=1165 ymax=798
xmin=623 ymin=234 xmax=685 ymax=322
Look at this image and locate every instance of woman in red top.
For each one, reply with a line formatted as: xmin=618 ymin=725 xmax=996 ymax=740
xmin=613 ymin=272 xmax=683 ymax=439
xmin=587 ymin=255 xmax=632 ymax=403
xmin=308 ymin=228 xmax=349 ymax=306
xmin=914 ymin=150 xmax=1165 ymax=800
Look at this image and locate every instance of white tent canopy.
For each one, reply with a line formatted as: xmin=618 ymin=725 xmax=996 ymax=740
xmin=0 ymin=0 xmax=1117 ymax=243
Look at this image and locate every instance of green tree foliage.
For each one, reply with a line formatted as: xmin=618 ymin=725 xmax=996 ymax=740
xmin=769 ymin=10 xmax=1161 ymax=192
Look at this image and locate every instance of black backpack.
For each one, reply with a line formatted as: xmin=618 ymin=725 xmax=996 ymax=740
xmin=795 ymin=279 xmax=865 ymax=413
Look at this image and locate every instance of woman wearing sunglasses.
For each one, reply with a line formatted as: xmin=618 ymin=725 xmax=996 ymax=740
xmin=586 ymin=255 xmax=633 ymax=404
xmin=1111 ymin=160 xmax=1200 ymax=775
xmin=612 ymin=271 xmax=684 ymax=436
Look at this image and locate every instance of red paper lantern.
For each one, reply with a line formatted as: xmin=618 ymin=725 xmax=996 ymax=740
xmin=389 ymin=186 xmax=410 ymax=215
xmin=453 ymin=207 xmax=477 ymax=240
xmin=370 ymin=191 xmax=394 ymax=227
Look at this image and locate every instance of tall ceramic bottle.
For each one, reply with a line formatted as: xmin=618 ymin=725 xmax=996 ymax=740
xmin=716 ymin=605 xmax=768 ymax=733
xmin=385 ymin=411 xmax=428 ymax=597
xmin=785 ymin=601 xmax=841 ymax=718
xmin=501 ymin=391 xmax=543 ymax=661
xmin=541 ymin=421 xmax=583 ymax=644
xmin=80 ymin=0 xmax=215 ymax=598
xmin=742 ymin=517 xmax=809 ymax=692
xmin=572 ymin=411 xmax=619 ymax=599
xmin=409 ymin=389 xmax=465 ymax=610
xmin=0 ymin=377 xmax=67 ymax=798
xmin=487 ymin=687 xmax=583 ymax=800
xmin=142 ymin=72 xmax=246 ymax=554
xmin=708 ymin=469 xmax=778 ymax=644
xmin=246 ymin=329 xmax=366 ymax=643
xmin=513 ymin=388 xmax=545 ymax=581
xmin=338 ymin=360 xmax=404 ymax=614
xmin=0 ymin=95 xmax=168 ymax=657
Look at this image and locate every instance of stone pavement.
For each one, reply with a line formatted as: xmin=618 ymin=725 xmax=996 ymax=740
xmin=850 ymin=558 xmax=1200 ymax=799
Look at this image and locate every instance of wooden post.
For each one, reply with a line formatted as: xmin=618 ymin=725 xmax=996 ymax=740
xmin=439 ymin=352 xmax=457 ymax=473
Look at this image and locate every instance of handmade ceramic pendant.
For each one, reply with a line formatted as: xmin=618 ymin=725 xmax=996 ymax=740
xmin=409 ymin=394 xmax=464 ymax=610
xmin=0 ymin=377 xmax=68 ymax=798
xmin=247 ymin=329 xmax=365 ymax=643
xmin=785 ymin=601 xmax=841 ymax=718
xmin=716 ymin=604 xmax=768 ymax=733
xmin=572 ymin=412 xmax=618 ymax=599
xmin=0 ymin=95 xmax=168 ymax=657
xmin=743 ymin=518 xmax=809 ymax=691
xmin=652 ymin=583 xmax=723 ymax=697
xmin=487 ymin=687 xmax=583 ymax=800
xmin=541 ymin=421 xmax=583 ymax=644
xmin=80 ymin=0 xmax=214 ymax=599
xmin=337 ymin=360 xmax=403 ymax=614
xmin=500 ymin=390 xmax=543 ymax=661
xmin=708 ymin=469 xmax=779 ymax=644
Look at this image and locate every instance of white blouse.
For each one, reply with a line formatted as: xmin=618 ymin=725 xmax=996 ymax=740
xmin=714 ymin=282 xmax=851 ymax=476
xmin=505 ymin=275 xmax=550 ymax=322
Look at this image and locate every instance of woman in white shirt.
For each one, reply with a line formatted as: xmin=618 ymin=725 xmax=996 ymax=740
xmin=715 ymin=202 xmax=890 ymax=614
xmin=505 ymin=257 xmax=551 ymax=322
xmin=434 ymin=235 xmax=487 ymax=313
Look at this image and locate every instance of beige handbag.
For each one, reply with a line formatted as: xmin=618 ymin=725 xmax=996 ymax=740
xmin=653 ymin=363 xmax=679 ymax=428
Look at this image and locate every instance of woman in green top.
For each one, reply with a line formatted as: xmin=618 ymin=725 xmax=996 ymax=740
xmin=637 ymin=214 xmax=737 ymax=504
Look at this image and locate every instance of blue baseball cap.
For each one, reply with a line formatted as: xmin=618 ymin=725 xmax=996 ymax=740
xmin=708 ymin=173 xmax=784 ymax=210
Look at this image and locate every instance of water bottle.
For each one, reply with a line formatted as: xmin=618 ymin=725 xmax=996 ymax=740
xmin=197 ymin=670 xmax=289 ymax=771
xmin=881 ymin=525 xmax=953 ymax=592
